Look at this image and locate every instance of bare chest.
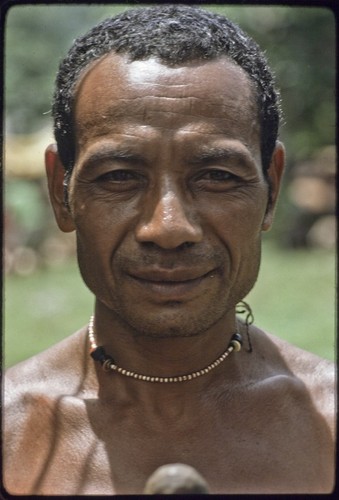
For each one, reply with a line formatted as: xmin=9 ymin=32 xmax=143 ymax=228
xmin=8 ymin=392 xmax=333 ymax=495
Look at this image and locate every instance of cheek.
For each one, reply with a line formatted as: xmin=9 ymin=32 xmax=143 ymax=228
xmin=72 ymin=197 xmax=144 ymax=301
xmin=72 ymin=192 xmax=139 ymax=246
xmin=72 ymin=202 xmax=126 ymax=305
xmin=203 ymin=188 xmax=267 ymax=242
xmin=202 ymin=190 xmax=266 ymax=286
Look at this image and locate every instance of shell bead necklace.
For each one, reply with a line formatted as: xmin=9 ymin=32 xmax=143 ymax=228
xmin=88 ymin=315 xmax=243 ymax=383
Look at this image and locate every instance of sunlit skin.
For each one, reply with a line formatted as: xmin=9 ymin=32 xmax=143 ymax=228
xmin=4 ymin=54 xmax=335 ymax=495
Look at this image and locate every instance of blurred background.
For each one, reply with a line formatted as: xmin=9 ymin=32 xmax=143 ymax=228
xmin=4 ymin=4 xmax=336 ymax=367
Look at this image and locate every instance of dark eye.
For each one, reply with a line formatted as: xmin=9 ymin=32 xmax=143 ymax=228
xmin=98 ymin=169 xmax=140 ymax=182
xmin=192 ymin=168 xmax=241 ymax=193
xmin=198 ymin=169 xmax=236 ymax=182
xmin=95 ymin=169 xmax=147 ymax=193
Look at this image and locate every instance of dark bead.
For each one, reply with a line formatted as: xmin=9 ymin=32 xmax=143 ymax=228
xmin=91 ymin=346 xmax=114 ymax=365
xmin=231 ymin=332 xmax=243 ymax=345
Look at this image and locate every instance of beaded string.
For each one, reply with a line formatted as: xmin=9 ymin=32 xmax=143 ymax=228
xmin=88 ymin=315 xmax=243 ymax=383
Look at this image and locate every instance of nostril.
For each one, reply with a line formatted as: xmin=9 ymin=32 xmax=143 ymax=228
xmin=179 ymin=241 xmax=195 ymax=250
xmin=138 ymin=240 xmax=196 ymax=252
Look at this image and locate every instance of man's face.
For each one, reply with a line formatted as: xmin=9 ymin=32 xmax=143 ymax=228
xmin=63 ymin=53 xmax=276 ymax=337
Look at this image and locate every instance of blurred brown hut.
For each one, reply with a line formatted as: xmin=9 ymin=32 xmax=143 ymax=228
xmin=287 ymin=146 xmax=336 ymax=249
xmin=4 ymin=128 xmax=76 ymax=274
xmin=4 ymin=127 xmax=54 ymax=178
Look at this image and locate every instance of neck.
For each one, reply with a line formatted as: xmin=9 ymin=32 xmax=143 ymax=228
xmin=87 ymin=301 xmax=247 ymax=404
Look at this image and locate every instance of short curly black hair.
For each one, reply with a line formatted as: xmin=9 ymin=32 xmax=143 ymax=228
xmin=52 ymin=4 xmax=281 ymax=178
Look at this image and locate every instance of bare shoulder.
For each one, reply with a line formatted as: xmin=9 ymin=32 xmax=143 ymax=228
xmin=3 ymin=327 xmax=93 ymax=494
xmin=259 ymin=329 xmax=335 ymax=436
xmin=267 ymin=331 xmax=334 ymax=389
xmin=5 ymin=327 xmax=89 ymax=397
xmin=4 ymin=326 xmax=91 ymax=438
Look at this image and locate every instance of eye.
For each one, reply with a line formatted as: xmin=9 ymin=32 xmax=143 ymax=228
xmin=196 ymin=169 xmax=239 ymax=184
xmin=192 ymin=168 xmax=242 ymax=193
xmin=97 ymin=169 xmax=141 ymax=183
xmin=95 ymin=169 xmax=147 ymax=193
xmin=199 ymin=169 xmax=235 ymax=182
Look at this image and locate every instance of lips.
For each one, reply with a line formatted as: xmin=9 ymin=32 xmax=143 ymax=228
xmin=127 ymin=268 xmax=216 ymax=300
xmin=130 ymin=268 xmax=212 ymax=282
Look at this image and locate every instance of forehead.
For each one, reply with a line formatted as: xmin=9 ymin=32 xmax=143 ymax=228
xmin=74 ymin=52 xmax=259 ymax=147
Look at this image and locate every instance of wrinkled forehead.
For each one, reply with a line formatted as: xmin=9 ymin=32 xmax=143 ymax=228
xmin=75 ymin=52 xmax=257 ymax=109
xmin=74 ymin=53 xmax=260 ymax=156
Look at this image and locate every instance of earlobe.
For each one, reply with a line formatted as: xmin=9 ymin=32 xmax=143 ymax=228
xmin=45 ymin=144 xmax=75 ymax=233
xmin=262 ymin=141 xmax=285 ymax=232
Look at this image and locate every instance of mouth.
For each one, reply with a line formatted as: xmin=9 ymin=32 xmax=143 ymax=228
xmin=127 ymin=268 xmax=217 ymax=300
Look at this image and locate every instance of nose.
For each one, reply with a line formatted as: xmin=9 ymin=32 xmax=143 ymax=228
xmin=135 ymin=189 xmax=203 ymax=249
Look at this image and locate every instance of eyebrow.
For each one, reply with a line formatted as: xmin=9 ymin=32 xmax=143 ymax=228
xmin=80 ymin=146 xmax=146 ymax=170
xmin=189 ymin=146 xmax=256 ymax=168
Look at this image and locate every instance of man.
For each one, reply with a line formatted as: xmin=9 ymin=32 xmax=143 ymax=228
xmin=4 ymin=5 xmax=335 ymax=495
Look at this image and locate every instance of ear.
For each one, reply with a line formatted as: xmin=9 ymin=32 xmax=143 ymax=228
xmin=45 ymin=144 xmax=75 ymax=232
xmin=262 ymin=141 xmax=285 ymax=232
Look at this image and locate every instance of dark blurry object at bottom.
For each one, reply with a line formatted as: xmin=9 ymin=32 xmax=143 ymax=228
xmin=143 ymin=463 xmax=210 ymax=494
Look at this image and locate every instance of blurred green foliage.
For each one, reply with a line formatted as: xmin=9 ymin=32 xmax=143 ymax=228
xmin=210 ymin=6 xmax=335 ymax=164
xmin=5 ymin=4 xmax=129 ymax=134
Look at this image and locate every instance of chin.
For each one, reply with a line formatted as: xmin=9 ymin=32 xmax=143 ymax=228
xmin=111 ymin=298 xmax=229 ymax=339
